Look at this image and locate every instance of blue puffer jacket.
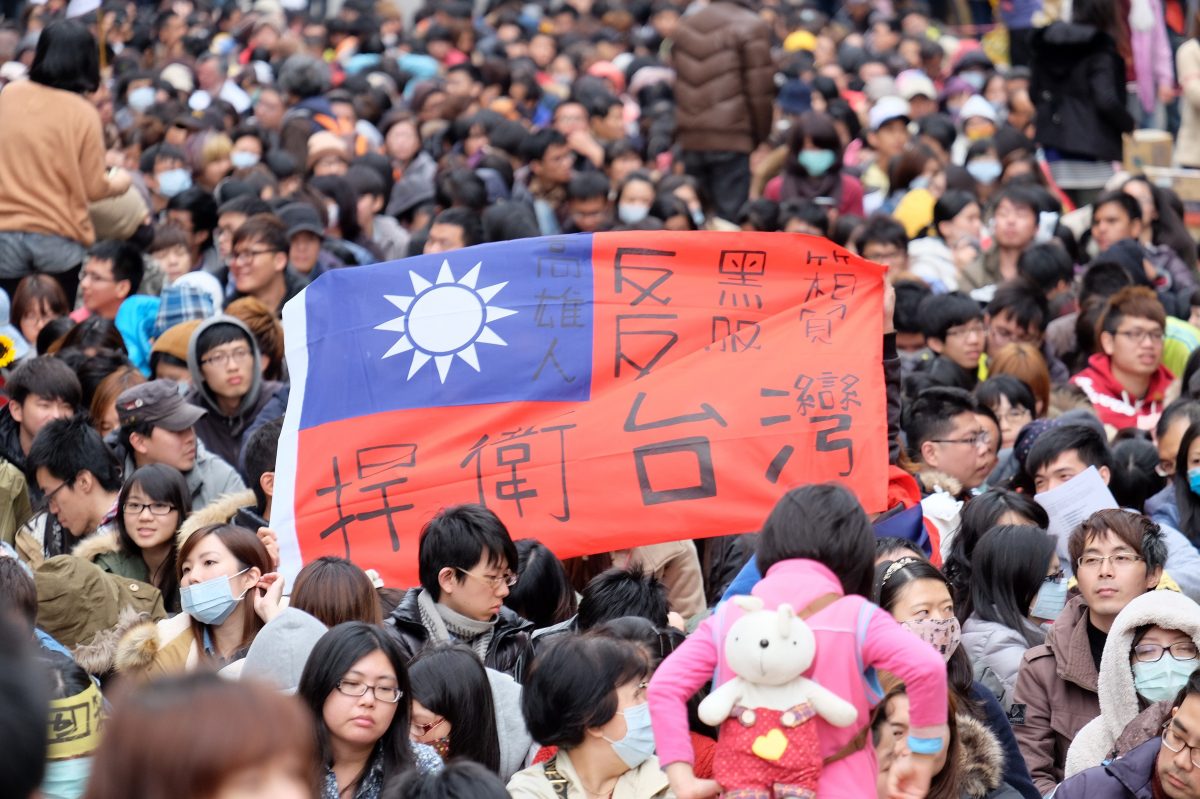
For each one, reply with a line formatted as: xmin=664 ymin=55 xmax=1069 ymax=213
xmin=1052 ymin=737 xmax=1159 ymax=799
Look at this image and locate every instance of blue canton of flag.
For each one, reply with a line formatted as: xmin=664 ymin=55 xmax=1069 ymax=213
xmin=298 ymin=235 xmax=595 ymax=429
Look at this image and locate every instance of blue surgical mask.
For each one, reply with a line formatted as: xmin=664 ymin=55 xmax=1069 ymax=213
xmin=127 ymin=85 xmax=156 ymax=113
xmin=157 ymin=168 xmax=193 ymax=198
xmin=41 ymin=757 xmax=93 ymax=799
xmin=798 ymin=148 xmax=837 ymax=177
xmin=617 ymin=203 xmax=650 ymax=225
xmin=960 ymin=71 xmax=986 ymax=91
xmin=1032 ymin=579 xmax=1068 ymax=621
xmin=180 ymin=567 xmax=250 ymax=626
xmin=967 ymin=160 xmax=1002 ymax=186
xmin=230 ymin=151 xmax=260 ymax=170
xmin=1133 ymin=655 xmax=1197 ymax=703
xmin=603 ymin=701 xmax=656 ymax=769
xmin=1188 ymin=468 xmax=1200 ymax=496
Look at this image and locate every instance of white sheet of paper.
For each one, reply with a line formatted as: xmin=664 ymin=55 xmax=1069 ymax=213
xmin=1034 ymin=466 xmax=1119 ymax=574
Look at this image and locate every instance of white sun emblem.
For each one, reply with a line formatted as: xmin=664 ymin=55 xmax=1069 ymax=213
xmin=375 ymin=260 xmax=517 ymax=383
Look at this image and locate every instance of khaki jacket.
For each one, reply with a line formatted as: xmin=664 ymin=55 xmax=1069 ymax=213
xmin=506 ymin=750 xmax=673 ymax=799
xmin=1012 ymin=595 xmax=1101 ymax=794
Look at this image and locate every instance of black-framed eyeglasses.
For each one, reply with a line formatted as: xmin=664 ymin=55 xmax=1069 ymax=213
xmin=122 ymin=501 xmax=176 ymax=516
xmin=232 ymin=248 xmax=280 ymax=263
xmin=335 ymin=679 xmax=402 ymax=703
xmin=1134 ymin=641 xmax=1200 ymax=663
xmin=1162 ymin=720 xmax=1200 ymax=769
xmin=41 ymin=476 xmax=75 ymax=510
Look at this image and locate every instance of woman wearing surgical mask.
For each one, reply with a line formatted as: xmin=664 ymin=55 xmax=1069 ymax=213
xmin=772 ymin=111 xmax=864 ymax=217
xmin=229 ymin=128 xmax=266 ymax=175
xmin=1063 ymin=591 xmax=1200 ymax=778
xmin=963 ymin=140 xmax=1003 ymax=206
xmin=508 ymin=634 xmax=667 ymax=798
xmin=299 ymin=622 xmax=442 ymax=799
xmin=613 ymin=172 xmax=657 ymax=227
xmin=960 ymin=525 xmax=1060 ymax=712
xmin=115 ymin=523 xmax=280 ymax=679
xmin=875 ymin=555 xmax=1040 ymax=799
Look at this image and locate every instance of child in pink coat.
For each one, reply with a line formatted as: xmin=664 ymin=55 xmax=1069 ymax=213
xmin=648 ymin=484 xmax=949 ymax=799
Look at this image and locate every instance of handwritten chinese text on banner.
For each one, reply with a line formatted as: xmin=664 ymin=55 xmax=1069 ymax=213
xmin=273 ymin=232 xmax=887 ymax=587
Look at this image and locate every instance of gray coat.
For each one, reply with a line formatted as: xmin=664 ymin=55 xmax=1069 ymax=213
xmin=123 ymin=438 xmax=246 ymax=514
xmin=486 ymin=667 xmax=533 ymax=781
xmin=962 ymin=615 xmax=1045 ymax=712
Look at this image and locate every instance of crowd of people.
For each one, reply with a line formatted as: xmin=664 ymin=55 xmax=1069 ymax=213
xmin=6 ymin=0 xmax=1200 ymax=797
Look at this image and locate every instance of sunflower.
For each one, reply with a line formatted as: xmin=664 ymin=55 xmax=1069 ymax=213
xmin=0 ymin=335 xmax=15 ymax=369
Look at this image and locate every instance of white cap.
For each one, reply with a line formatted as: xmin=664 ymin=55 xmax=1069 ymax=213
xmin=869 ymin=96 xmax=911 ymax=131
xmin=898 ymin=71 xmax=937 ymax=101
xmin=959 ymin=94 xmax=997 ymax=123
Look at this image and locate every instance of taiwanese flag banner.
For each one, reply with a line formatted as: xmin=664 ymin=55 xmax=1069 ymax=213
xmin=273 ymin=232 xmax=887 ymax=587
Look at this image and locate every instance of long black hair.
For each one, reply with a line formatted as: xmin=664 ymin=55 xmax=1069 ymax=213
xmin=1174 ymin=421 xmax=1200 ymax=544
xmin=943 ymin=489 xmax=1049 ymax=619
xmin=298 ymin=623 xmax=414 ymax=783
xmin=968 ymin=525 xmax=1056 ymax=647
xmin=504 ymin=539 xmax=576 ymax=630
xmin=116 ymin=464 xmax=191 ymax=612
xmin=874 ymin=557 xmax=975 ymax=705
xmin=756 ymin=483 xmax=876 ymax=598
xmin=408 ymin=644 xmax=500 ymax=774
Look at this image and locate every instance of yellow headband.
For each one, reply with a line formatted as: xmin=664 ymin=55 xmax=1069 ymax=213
xmin=47 ymin=681 xmax=103 ymax=760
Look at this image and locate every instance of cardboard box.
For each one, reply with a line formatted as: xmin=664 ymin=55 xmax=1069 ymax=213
xmin=1124 ymin=129 xmax=1175 ymax=173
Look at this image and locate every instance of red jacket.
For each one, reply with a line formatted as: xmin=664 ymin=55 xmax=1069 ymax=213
xmin=1068 ymin=353 xmax=1174 ymax=431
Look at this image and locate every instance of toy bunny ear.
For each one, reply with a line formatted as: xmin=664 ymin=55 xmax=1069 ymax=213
xmin=732 ymin=595 xmax=765 ymax=613
xmin=777 ymin=604 xmax=795 ymax=638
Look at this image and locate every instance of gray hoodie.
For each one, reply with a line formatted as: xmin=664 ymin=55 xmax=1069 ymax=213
xmin=186 ymin=315 xmax=283 ymax=468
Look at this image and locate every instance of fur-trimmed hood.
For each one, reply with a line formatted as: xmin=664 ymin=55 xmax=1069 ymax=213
xmin=955 ymin=711 xmax=1006 ymax=797
xmin=916 ymin=469 xmax=964 ymax=499
xmin=69 ymin=530 xmax=122 ymax=563
xmin=73 ymin=606 xmax=154 ymax=676
xmin=114 ymin=610 xmax=194 ymax=675
xmin=177 ymin=489 xmax=256 ymax=549
xmin=1065 ymin=590 xmax=1200 ymax=777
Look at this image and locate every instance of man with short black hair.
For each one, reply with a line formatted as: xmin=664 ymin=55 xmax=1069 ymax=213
xmin=0 ymin=356 xmax=80 ymax=474
xmin=915 ymin=292 xmax=985 ymax=390
xmin=901 ymin=386 xmax=991 ymax=495
xmin=229 ymin=214 xmax=303 ymax=317
xmin=962 ymin=185 xmax=1044 ymax=292
xmin=564 ymin=171 xmax=611 ymax=233
xmin=853 ymin=214 xmax=909 ymax=279
xmin=424 ymin=208 xmax=483 ymax=254
xmin=516 ymin=129 xmax=574 ymax=235
xmin=984 ymin=279 xmax=1070 ymax=383
xmin=115 ymin=380 xmax=245 ymax=512
xmin=240 ymin=416 xmax=282 ymax=526
xmin=77 ymin=240 xmax=143 ymax=321
xmin=20 ymin=415 xmax=123 ymax=561
xmin=1090 ymin=191 xmax=1146 ymax=253
xmin=386 ymin=503 xmax=534 ymax=680
xmin=1014 ymin=508 xmax=1165 ymax=793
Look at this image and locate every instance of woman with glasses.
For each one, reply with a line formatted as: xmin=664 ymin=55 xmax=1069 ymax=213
xmin=72 ymin=464 xmax=191 ymax=613
xmin=1064 ymin=591 xmax=1200 ymax=778
xmin=298 ymin=622 xmax=441 ymax=799
xmin=408 ymin=643 xmax=529 ymax=779
xmin=960 ymin=525 xmax=1061 ymax=712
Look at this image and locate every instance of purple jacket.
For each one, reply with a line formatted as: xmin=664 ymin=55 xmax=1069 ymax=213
xmin=1053 ymin=737 xmax=1159 ymax=799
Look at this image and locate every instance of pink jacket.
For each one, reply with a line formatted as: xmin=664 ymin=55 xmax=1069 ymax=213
xmin=648 ymin=559 xmax=948 ymax=799
xmin=1130 ymin=0 xmax=1175 ymax=115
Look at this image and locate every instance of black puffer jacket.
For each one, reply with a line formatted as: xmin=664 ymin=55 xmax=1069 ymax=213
xmin=1030 ymin=22 xmax=1135 ymax=162
xmin=385 ymin=588 xmax=535 ymax=682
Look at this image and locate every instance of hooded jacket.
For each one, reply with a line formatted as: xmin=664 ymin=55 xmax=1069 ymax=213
xmin=1012 ymin=594 xmax=1102 ymax=793
xmin=1065 ymin=591 xmax=1200 ymax=777
xmin=1053 ymin=736 xmax=1160 ymax=799
xmin=954 ymin=711 xmax=1023 ymax=799
xmin=1030 ymin=23 xmax=1135 ymax=162
xmin=187 ymin=315 xmax=284 ymax=468
xmin=1069 ymin=353 xmax=1175 ymax=432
